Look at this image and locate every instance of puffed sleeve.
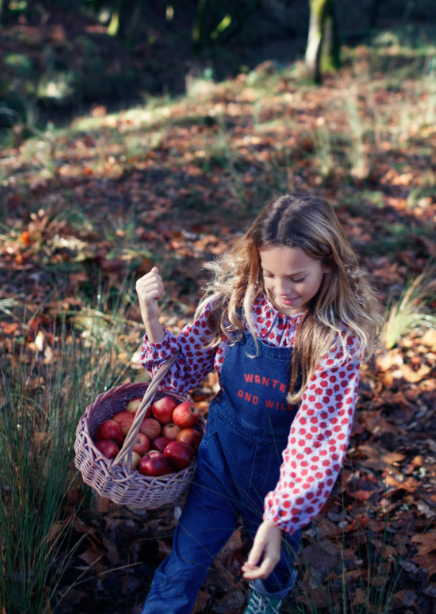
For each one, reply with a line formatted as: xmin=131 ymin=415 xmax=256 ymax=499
xmin=263 ymin=331 xmax=361 ymax=534
xmin=139 ymin=299 xmax=218 ymax=393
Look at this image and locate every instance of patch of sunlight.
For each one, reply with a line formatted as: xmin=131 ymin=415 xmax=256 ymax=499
xmin=72 ymin=99 xmax=179 ymax=134
xmin=37 ymin=73 xmax=74 ymax=101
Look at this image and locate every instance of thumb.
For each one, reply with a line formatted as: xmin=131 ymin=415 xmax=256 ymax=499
xmin=151 ymin=266 xmax=159 ymax=273
xmin=247 ymin=538 xmax=265 ymax=567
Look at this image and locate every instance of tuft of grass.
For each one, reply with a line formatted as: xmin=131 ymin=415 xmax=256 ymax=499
xmin=0 ymin=281 xmax=140 ymax=613
xmin=344 ymin=90 xmax=370 ymax=181
xmin=383 ymin=269 xmax=436 ymax=350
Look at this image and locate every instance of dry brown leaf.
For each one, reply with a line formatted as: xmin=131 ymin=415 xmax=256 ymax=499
xmin=298 ymin=585 xmax=332 ymax=608
xmin=156 ymin=539 xmax=172 ymax=560
xmin=421 ymin=329 xmax=436 ymax=349
xmin=410 ymin=553 xmax=436 ymax=580
xmin=100 ymin=535 xmax=121 ymax=566
xmin=358 ymin=410 xmax=400 ymax=435
xmin=357 ymin=444 xmax=406 ymax=471
xmin=400 ymin=363 xmax=431 ymax=383
xmin=192 ymin=589 xmax=211 ymax=614
xmin=411 ymin=533 xmax=436 ymax=555
xmin=0 ymin=322 xmax=18 ymax=334
xmin=352 ymin=588 xmax=367 ymax=605
xmin=77 ymin=544 xmax=107 ymax=575
xmin=383 ymin=473 xmax=419 ymax=492
xmin=73 ymin=516 xmax=94 ymax=535
xmin=46 ymin=520 xmax=66 ymax=543
xmin=353 ymin=490 xmax=375 ymax=501
xmin=377 ymin=349 xmax=403 ymax=371
xmin=370 ymin=539 xmax=398 ymax=559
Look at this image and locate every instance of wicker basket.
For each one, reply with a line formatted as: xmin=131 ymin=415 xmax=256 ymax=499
xmin=74 ymin=352 xmax=205 ymax=510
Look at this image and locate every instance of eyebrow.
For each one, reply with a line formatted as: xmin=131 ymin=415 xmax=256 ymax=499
xmin=261 ymin=268 xmax=307 ymax=276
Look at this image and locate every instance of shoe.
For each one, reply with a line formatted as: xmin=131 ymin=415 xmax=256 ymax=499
xmin=244 ymin=582 xmax=283 ymax=614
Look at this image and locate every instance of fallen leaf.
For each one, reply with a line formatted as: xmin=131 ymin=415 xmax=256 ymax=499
xmin=1 ymin=322 xmax=18 ymax=334
xmin=393 ymin=590 xmax=417 ymax=606
xmin=192 ymin=589 xmax=211 ymax=613
xmin=421 ymin=329 xmax=436 ymax=349
xmin=411 ymin=533 xmax=436 ymax=555
xmin=400 ymin=363 xmax=431 ymax=383
xmin=352 ymin=588 xmax=366 ymax=605
xmin=383 ymin=473 xmax=419 ymax=492
xmin=357 ymin=444 xmax=406 ymax=471
xmin=156 ymin=539 xmax=172 ymax=560
xmin=370 ymin=539 xmax=397 ymax=559
xmin=410 ymin=553 xmax=436 ymax=581
xmin=77 ymin=544 xmax=107 ymax=575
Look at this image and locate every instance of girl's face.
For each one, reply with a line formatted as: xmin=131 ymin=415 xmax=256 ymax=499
xmin=259 ymin=245 xmax=329 ymax=316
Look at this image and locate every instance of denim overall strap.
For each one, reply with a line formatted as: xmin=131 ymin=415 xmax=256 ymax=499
xmin=213 ymin=330 xmax=301 ymax=443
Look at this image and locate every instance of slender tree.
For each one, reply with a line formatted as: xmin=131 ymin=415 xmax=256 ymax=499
xmin=369 ymin=0 xmax=382 ymax=28
xmin=0 ymin=0 xmax=10 ymax=24
xmin=305 ymin=0 xmax=340 ymax=84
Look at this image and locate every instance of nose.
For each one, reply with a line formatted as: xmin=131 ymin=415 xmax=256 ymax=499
xmin=276 ymin=278 xmax=292 ymax=295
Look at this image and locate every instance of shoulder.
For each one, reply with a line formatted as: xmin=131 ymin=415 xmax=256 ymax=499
xmin=327 ymin=323 xmax=362 ymax=362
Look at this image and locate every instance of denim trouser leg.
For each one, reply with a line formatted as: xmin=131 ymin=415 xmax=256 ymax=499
xmin=141 ymin=432 xmax=240 ymax=614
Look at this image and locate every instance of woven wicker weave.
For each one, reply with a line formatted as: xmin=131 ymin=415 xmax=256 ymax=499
xmin=74 ymin=352 xmax=205 ymax=509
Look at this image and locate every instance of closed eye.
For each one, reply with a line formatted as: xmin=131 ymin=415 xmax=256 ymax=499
xmin=264 ymin=274 xmax=306 ymax=283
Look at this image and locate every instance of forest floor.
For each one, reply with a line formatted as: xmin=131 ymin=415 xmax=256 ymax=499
xmin=1 ymin=16 xmax=436 ymax=614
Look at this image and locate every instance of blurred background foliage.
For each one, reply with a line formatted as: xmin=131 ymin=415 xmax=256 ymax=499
xmin=1 ymin=0 xmax=436 ymax=133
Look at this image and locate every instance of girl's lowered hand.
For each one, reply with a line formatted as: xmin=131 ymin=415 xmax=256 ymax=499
xmin=136 ymin=267 xmax=164 ymax=324
xmin=241 ymin=520 xmax=282 ymax=581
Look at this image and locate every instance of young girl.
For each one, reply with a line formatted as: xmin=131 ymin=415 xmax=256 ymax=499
xmin=136 ymin=193 xmax=383 ymax=614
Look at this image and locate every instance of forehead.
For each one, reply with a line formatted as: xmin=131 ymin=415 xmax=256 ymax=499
xmin=259 ymin=245 xmax=319 ymax=273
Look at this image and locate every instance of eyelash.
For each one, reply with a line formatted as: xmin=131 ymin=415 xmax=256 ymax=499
xmin=264 ymin=274 xmax=305 ymax=283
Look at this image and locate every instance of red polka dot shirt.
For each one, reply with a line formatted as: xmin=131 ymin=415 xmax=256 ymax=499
xmin=140 ymin=292 xmax=361 ymax=535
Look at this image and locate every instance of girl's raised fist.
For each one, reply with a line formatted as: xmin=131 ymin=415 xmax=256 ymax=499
xmin=136 ymin=267 xmax=164 ymax=323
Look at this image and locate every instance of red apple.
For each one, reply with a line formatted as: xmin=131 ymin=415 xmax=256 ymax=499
xmin=95 ymin=440 xmax=119 ymax=459
xmin=96 ymin=420 xmax=123 ymax=445
xmin=176 ymin=428 xmax=203 ymax=452
xmin=164 ymin=441 xmax=195 ymax=470
xmin=151 ymin=436 xmax=171 ymax=453
xmin=113 ymin=411 xmax=135 ymax=436
xmin=139 ymin=418 xmax=161 ymax=441
xmin=151 ymin=396 xmax=178 ymax=424
xmin=172 ymin=402 xmax=200 ymax=429
xmin=132 ymin=432 xmax=150 ymax=456
xmin=139 ymin=451 xmax=171 ymax=477
xmin=162 ymin=423 xmax=182 ymax=442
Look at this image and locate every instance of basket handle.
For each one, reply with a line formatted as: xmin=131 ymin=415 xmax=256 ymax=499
xmin=112 ymin=351 xmax=180 ymax=470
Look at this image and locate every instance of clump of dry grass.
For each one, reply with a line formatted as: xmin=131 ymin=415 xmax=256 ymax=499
xmin=383 ymin=269 xmax=436 ymax=350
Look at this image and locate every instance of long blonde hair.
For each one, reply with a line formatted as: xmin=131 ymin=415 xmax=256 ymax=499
xmin=195 ymin=193 xmax=384 ymax=404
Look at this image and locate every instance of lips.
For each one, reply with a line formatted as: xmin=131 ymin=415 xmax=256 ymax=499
xmin=279 ymin=296 xmax=298 ymax=303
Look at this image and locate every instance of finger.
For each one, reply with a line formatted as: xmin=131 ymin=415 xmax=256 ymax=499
xmin=136 ymin=280 xmax=164 ymax=295
xmin=246 ymin=540 xmax=265 ymax=567
xmin=137 ymin=273 xmax=162 ymax=286
xmin=252 ymin=555 xmax=279 ymax=580
xmin=137 ymin=269 xmax=161 ymax=283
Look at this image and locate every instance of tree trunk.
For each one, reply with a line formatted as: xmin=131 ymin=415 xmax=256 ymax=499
xmin=305 ymin=0 xmax=340 ymax=84
xmin=192 ymin=0 xmax=210 ymax=53
xmin=0 ymin=0 xmax=10 ymax=24
xmin=369 ymin=0 xmax=382 ymax=28
xmin=214 ymin=0 xmax=263 ymax=45
xmin=320 ymin=2 xmax=340 ymax=72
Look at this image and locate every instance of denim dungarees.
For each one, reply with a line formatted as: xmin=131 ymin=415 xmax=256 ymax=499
xmin=142 ymin=331 xmax=302 ymax=614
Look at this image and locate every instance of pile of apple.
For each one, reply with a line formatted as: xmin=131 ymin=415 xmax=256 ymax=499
xmin=94 ymin=396 xmax=203 ymax=477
